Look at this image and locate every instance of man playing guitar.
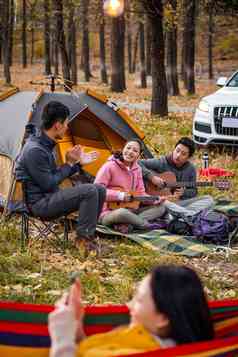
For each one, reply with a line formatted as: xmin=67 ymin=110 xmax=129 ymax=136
xmin=139 ymin=137 xmax=214 ymax=219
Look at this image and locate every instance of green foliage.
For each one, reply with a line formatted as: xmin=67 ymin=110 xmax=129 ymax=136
xmin=164 ymin=1 xmax=179 ymax=31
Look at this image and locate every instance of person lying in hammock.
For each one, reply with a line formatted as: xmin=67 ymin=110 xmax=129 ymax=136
xmin=49 ymin=264 xmax=214 ymax=357
xmin=93 ymin=139 xmax=211 ymax=233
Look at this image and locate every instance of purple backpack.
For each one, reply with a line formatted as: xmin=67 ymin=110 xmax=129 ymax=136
xmin=192 ymin=209 xmax=230 ymax=244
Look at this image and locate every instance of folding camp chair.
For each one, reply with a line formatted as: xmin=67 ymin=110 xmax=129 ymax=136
xmin=0 ymin=299 xmax=238 ymax=356
xmin=9 ymin=180 xmax=70 ymax=250
xmin=19 ymin=208 xmax=70 ymax=250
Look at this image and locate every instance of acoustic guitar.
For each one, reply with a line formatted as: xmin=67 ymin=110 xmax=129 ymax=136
xmin=146 ymin=171 xmax=231 ymax=196
xmin=107 ymin=187 xmax=161 ymax=210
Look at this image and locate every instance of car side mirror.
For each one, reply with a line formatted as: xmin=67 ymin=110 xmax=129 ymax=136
xmin=216 ymin=77 xmax=227 ymax=87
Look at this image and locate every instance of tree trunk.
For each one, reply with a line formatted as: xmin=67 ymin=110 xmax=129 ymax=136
xmin=51 ymin=27 xmax=57 ymax=73
xmin=44 ymin=0 xmax=51 ymax=75
xmin=53 ymin=0 xmax=71 ymax=89
xmin=22 ymin=0 xmax=27 ymax=68
xmin=143 ymin=0 xmax=168 ymax=116
xmin=30 ymin=28 xmax=34 ymax=64
xmin=9 ymin=0 xmax=14 ymax=66
xmin=208 ymin=4 xmax=213 ymax=79
xmin=80 ymin=51 xmax=84 ymax=70
xmin=54 ymin=41 xmax=59 ymax=76
xmin=139 ymin=21 xmax=147 ymax=88
xmin=99 ymin=19 xmax=108 ymax=84
xmin=111 ymin=15 xmax=126 ymax=92
xmin=99 ymin=0 xmax=108 ymax=84
xmin=166 ymin=0 xmax=179 ymax=96
xmin=132 ymin=29 xmax=139 ymax=73
xmin=67 ymin=17 xmax=72 ymax=69
xmin=0 ymin=0 xmax=11 ymax=83
xmin=68 ymin=5 xmax=77 ymax=85
xmin=181 ymin=23 xmax=185 ymax=82
xmin=183 ymin=0 xmax=196 ymax=94
xmin=81 ymin=0 xmax=91 ymax=82
xmin=127 ymin=27 xmax=133 ymax=74
xmin=127 ymin=9 xmax=133 ymax=74
xmin=0 ymin=12 xmax=2 ymax=64
xmin=71 ymin=23 xmax=77 ymax=85
xmin=145 ymin=19 xmax=151 ymax=75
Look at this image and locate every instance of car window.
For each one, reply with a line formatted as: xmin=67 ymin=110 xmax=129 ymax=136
xmin=227 ymin=72 xmax=238 ymax=87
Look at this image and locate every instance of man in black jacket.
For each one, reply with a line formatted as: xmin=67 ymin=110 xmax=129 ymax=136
xmin=15 ymin=101 xmax=106 ymax=249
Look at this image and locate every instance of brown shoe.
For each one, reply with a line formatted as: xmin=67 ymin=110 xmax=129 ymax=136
xmin=75 ymin=235 xmax=100 ymax=256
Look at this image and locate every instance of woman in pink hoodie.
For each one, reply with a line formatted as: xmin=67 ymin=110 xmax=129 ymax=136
xmin=94 ymin=139 xmax=166 ymax=230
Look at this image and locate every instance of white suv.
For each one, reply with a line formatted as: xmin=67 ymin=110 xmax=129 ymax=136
xmin=193 ymin=71 xmax=238 ymax=146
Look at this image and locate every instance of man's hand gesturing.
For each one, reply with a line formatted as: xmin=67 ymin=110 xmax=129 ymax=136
xmin=66 ymin=145 xmax=99 ymax=166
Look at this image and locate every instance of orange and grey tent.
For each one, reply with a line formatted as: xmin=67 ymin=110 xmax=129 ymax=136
xmin=0 ymin=299 xmax=237 ymax=356
xmin=0 ymin=88 xmax=152 ymax=205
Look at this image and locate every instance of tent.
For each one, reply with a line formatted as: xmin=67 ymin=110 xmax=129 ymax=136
xmin=0 ymin=88 xmax=153 ymax=203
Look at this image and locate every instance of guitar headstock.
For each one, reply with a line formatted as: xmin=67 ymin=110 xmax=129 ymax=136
xmin=214 ymin=180 xmax=231 ymax=191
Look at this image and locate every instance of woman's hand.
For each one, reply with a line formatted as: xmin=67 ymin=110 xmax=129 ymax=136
xmin=48 ymin=293 xmax=78 ymax=355
xmin=67 ymin=278 xmax=86 ymax=342
xmin=123 ymin=193 xmax=132 ymax=202
xmin=153 ymin=196 xmax=166 ymax=205
xmin=48 ymin=278 xmax=85 ymax=352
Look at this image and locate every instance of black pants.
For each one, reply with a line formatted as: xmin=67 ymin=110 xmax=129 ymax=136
xmin=31 ymin=184 xmax=106 ymax=237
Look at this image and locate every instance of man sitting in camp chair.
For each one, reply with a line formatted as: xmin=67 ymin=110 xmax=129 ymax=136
xmin=15 ymin=101 xmax=106 ymax=250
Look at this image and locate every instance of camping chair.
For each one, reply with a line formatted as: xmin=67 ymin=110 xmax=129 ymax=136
xmin=0 ymin=299 xmax=238 ymax=356
xmin=9 ymin=180 xmax=70 ymax=250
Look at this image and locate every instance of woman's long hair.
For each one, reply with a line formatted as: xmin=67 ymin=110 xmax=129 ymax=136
xmin=113 ymin=138 xmax=144 ymax=162
xmin=150 ymin=265 xmax=214 ymax=344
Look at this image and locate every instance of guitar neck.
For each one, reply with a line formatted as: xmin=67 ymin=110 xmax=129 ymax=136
xmin=133 ymin=195 xmax=160 ymax=202
xmin=146 ymin=172 xmax=230 ymax=193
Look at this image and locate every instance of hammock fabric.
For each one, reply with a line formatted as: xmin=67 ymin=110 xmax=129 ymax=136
xmin=0 ymin=299 xmax=238 ymax=357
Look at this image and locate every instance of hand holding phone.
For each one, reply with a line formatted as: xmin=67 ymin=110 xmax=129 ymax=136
xmin=67 ymin=274 xmax=86 ymax=342
xmin=68 ymin=277 xmax=84 ymax=322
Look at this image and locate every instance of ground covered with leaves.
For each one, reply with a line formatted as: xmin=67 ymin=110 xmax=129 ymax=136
xmin=0 ymin=64 xmax=238 ymax=305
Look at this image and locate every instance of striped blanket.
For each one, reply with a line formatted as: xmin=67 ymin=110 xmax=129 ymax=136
xmin=96 ymin=200 xmax=238 ymax=257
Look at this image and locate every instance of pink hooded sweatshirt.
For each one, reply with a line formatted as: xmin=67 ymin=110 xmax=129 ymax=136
xmin=94 ymin=156 xmax=146 ymax=219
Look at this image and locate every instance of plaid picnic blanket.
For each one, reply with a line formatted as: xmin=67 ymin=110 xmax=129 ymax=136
xmin=96 ymin=199 xmax=238 ymax=257
xmin=214 ymin=198 xmax=238 ymax=216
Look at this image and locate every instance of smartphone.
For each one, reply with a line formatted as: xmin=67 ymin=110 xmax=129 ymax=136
xmin=69 ymin=271 xmax=81 ymax=285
